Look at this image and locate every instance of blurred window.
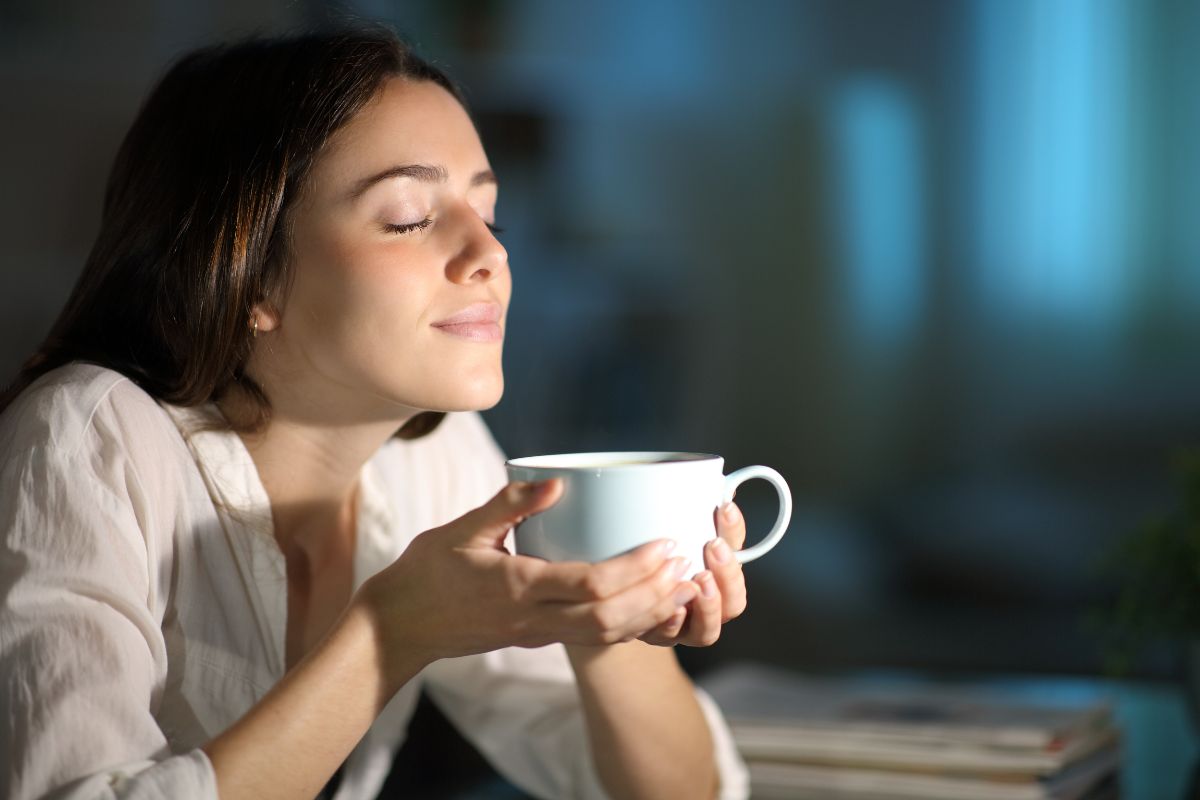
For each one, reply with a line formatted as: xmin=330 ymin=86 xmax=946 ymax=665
xmin=829 ymin=80 xmax=925 ymax=348
xmin=970 ymin=0 xmax=1135 ymax=328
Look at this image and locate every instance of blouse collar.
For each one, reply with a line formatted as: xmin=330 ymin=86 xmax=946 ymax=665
xmin=159 ymin=401 xmax=396 ymax=679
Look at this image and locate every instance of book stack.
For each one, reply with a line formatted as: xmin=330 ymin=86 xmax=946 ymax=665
xmin=701 ymin=663 xmax=1120 ymax=800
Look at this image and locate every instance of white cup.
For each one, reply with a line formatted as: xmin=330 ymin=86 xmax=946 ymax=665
xmin=505 ymin=451 xmax=792 ymax=574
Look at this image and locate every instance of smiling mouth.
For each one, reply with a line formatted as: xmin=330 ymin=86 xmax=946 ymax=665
xmin=430 ymin=302 xmax=504 ymax=342
xmin=431 ymin=321 xmax=503 ymax=342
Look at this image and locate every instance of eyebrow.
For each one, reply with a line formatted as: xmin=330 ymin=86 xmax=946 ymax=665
xmin=348 ymin=163 xmax=497 ymax=200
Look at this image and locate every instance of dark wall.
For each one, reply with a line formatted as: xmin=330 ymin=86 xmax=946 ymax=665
xmin=3 ymin=0 xmax=1199 ymax=680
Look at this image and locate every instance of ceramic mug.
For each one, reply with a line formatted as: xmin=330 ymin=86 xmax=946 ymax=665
xmin=505 ymin=452 xmax=792 ymax=574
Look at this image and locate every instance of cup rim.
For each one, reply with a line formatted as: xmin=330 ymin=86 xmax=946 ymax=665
xmin=506 ymin=451 xmax=721 ymax=470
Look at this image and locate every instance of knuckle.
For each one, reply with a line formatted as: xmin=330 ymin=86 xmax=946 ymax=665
xmin=598 ymin=627 xmax=625 ymax=645
xmin=523 ymin=557 xmax=549 ymax=584
xmin=504 ymin=562 xmax=534 ymax=603
xmin=587 ymin=605 xmax=617 ymax=635
xmin=580 ymin=571 xmax=606 ymax=600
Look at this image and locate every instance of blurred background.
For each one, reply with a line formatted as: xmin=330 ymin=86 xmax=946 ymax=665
xmin=2 ymin=0 xmax=1199 ymax=691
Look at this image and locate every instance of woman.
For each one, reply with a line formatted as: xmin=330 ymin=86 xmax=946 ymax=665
xmin=0 ymin=28 xmax=750 ymax=800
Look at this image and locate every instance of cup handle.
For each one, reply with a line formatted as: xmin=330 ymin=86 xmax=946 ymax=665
xmin=722 ymin=465 xmax=792 ymax=564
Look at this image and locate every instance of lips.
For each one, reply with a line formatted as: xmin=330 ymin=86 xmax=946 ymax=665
xmin=431 ymin=302 xmax=503 ymax=342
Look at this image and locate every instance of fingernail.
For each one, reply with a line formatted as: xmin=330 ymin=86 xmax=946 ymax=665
xmin=722 ymin=502 xmax=740 ymax=524
xmin=699 ymin=571 xmax=717 ymax=598
xmin=658 ymin=557 xmax=684 ymax=583
xmin=674 ymin=586 xmax=696 ymax=606
xmin=711 ymin=538 xmax=732 ymax=565
xmin=670 ymin=557 xmax=691 ymax=581
xmin=658 ymin=539 xmax=677 ymax=558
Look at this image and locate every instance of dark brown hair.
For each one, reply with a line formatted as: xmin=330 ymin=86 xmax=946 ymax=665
xmin=1 ymin=27 xmax=461 ymax=438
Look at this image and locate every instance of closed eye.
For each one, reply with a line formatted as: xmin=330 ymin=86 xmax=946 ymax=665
xmin=384 ymin=218 xmax=433 ymax=234
xmin=384 ymin=218 xmax=503 ymax=236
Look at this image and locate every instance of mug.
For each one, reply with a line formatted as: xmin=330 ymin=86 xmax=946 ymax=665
xmin=505 ymin=451 xmax=792 ymax=574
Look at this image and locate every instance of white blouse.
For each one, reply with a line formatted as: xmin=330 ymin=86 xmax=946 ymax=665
xmin=0 ymin=363 xmax=749 ymax=800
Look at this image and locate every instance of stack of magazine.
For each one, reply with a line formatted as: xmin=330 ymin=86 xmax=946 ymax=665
xmin=701 ymin=663 xmax=1120 ymax=800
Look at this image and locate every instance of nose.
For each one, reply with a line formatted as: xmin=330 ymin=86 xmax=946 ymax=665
xmin=446 ymin=210 xmax=508 ymax=285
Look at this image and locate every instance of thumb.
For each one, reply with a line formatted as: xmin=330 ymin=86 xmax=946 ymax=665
xmin=454 ymin=479 xmax=564 ymax=550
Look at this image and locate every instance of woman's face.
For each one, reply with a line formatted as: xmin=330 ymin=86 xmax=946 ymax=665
xmin=262 ymin=77 xmax=510 ymax=423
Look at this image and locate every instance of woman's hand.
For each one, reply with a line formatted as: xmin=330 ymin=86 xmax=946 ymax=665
xmin=355 ymin=480 xmax=699 ymax=686
xmin=638 ymin=500 xmax=748 ymax=648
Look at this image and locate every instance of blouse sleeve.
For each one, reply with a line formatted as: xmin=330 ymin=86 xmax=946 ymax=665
xmin=417 ymin=412 xmax=751 ymax=800
xmin=0 ymin=378 xmax=218 ymax=800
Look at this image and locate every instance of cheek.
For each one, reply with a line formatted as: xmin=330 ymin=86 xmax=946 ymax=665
xmin=289 ymin=229 xmax=426 ymax=340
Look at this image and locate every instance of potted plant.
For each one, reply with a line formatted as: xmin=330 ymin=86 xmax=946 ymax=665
xmin=1102 ymin=449 xmax=1200 ymax=724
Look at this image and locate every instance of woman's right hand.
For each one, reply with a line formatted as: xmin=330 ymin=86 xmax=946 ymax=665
xmin=355 ymin=480 xmax=699 ymax=684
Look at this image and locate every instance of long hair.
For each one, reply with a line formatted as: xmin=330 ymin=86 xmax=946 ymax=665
xmin=1 ymin=27 xmax=459 ymax=439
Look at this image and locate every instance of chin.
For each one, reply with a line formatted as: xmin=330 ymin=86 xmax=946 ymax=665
xmin=408 ymin=373 xmax=504 ymax=413
xmin=456 ymin=379 xmax=505 ymax=412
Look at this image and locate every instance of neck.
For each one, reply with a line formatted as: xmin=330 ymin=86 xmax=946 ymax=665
xmin=218 ymin=389 xmax=413 ymax=555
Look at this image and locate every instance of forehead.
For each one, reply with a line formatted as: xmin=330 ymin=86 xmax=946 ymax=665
xmin=312 ymin=77 xmax=488 ymax=192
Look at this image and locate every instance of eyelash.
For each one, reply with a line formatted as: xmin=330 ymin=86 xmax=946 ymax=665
xmin=383 ymin=218 xmax=505 ymax=236
xmin=384 ymin=218 xmax=433 ymax=235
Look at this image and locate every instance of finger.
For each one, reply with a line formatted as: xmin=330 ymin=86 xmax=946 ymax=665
xmin=676 ymin=571 xmax=724 ymax=647
xmin=639 ymin=605 xmax=688 ymax=646
xmin=704 ymin=537 xmax=748 ymax=623
xmin=638 ymin=606 xmax=686 ymax=652
xmin=453 ymin=479 xmax=564 ymax=550
xmin=617 ymin=577 xmax=699 ymax=644
xmin=714 ymin=501 xmax=747 ymax=551
xmin=524 ymin=538 xmax=678 ymax=603
xmin=558 ymin=559 xmax=698 ymax=644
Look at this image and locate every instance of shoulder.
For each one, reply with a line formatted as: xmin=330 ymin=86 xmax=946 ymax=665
xmin=0 ymin=364 xmax=201 ymax=590
xmin=0 ymin=363 xmax=172 ymax=459
xmin=1 ymin=363 xmax=126 ymax=456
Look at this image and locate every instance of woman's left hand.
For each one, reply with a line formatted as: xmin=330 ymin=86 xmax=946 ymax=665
xmin=638 ymin=501 xmax=748 ymax=647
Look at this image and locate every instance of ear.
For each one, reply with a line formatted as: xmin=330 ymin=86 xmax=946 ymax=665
xmin=250 ymin=303 xmax=281 ymax=334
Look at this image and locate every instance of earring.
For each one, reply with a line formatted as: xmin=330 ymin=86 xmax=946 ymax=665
xmin=252 ymin=317 xmax=259 ymax=338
